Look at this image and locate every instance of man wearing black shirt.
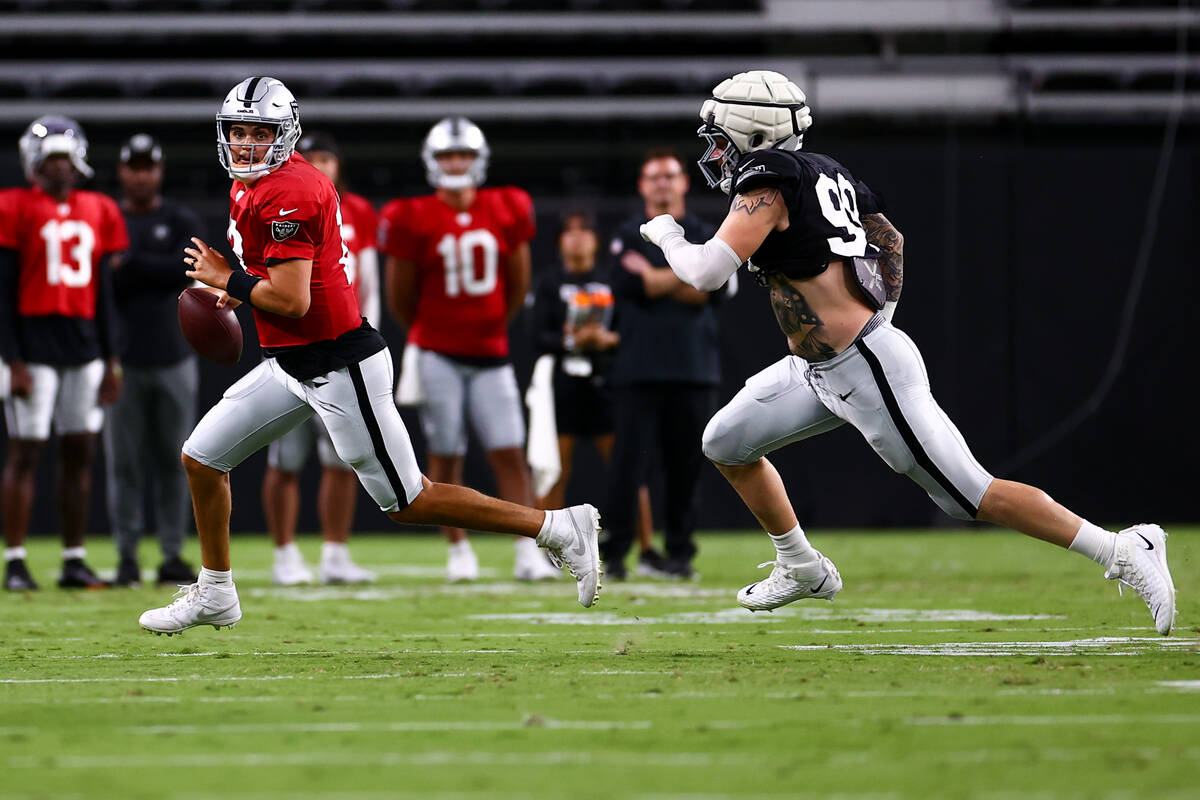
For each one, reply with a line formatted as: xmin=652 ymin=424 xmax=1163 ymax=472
xmin=105 ymin=134 xmax=201 ymax=586
xmin=603 ymin=149 xmax=735 ymax=579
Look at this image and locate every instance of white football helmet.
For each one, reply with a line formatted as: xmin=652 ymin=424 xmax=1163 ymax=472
xmin=697 ymin=70 xmax=812 ymax=194
xmin=18 ymin=115 xmax=94 ymax=183
xmin=216 ymin=76 xmax=302 ymax=179
xmin=421 ymin=116 xmax=489 ymax=190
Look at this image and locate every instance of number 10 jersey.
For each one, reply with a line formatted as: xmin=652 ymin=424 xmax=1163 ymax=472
xmin=379 ymin=187 xmax=535 ymax=360
xmin=729 ymin=149 xmax=887 ymax=281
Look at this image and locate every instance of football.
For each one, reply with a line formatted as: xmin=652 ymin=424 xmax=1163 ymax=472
xmin=177 ymin=287 xmax=243 ymax=365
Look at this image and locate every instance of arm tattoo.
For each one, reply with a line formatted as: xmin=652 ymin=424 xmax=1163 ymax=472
xmin=768 ymin=276 xmax=838 ymax=361
xmin=732 ymin=187 xmax=780 ymax=216
xmin=861 ymin=213 xmax=904 ymax=302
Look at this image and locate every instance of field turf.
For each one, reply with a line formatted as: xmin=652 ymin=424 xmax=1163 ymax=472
xmin=1 ymin=528 xmax=1197 ymax=800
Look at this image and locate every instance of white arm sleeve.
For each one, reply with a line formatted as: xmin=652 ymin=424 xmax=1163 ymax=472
xmin=657 ymin=230 xmax=742 ymax=292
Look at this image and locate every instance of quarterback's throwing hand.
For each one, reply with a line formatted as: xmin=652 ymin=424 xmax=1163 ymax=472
xmin=183 ymin=237 xmax=232 ymax=291
xmin=639 ymin=214 xmax=684 ymax=248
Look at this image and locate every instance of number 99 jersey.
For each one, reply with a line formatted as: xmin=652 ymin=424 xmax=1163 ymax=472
xmin=378 ymin=187 xmax=535 ymax=359
xmin=729 ymin=149 xmax=887 ymax=281
xmin=0 ymin=185 xmax=128 ymax=319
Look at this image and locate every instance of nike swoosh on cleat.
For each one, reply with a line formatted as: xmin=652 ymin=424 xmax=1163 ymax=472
xmin=745 ymin=583 xmax=757 ymax=596
xmin=1135 ymin=533 xmax=1155 ymax=551
xmin=570 ymin=524 xmax=588 ymax=558
xmin=811 ymin=575 xmax=829 ymax=594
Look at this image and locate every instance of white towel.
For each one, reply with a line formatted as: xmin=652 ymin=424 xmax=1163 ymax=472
xmin=525 ymin=354 xmax=561 ymax=498
xmin=394 ymin=341 xmax=425 ymax=407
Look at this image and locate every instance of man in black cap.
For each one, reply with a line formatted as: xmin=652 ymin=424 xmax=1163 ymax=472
xmin=105 ymin=133 xmax=202 ymax=586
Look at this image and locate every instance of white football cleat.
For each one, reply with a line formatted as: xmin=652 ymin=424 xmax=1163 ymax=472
xmin=447 ymin=542 xmax=479 ymax=583
xmin=513 ymin=537 xmax=562 ymax=582
xmin=737 ymin=553 xmax=842 ymax=611
xmin=1105 ymin=523 xmax=1176 ymax=635
xmin=272 ymin=545 xmax=314 ymax=586
xmin=319 ymin=555 xmax=377 ymax=585
xmin=139 ymin=582 xmax=241 ymax=635
xmin=538 ymin=504 xmax=602 ymax=607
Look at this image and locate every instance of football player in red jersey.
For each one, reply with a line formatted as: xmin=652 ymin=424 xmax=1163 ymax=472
xmin=260 ymin=131 xmax=381 ymax=586
xmin=0 ymin=116 xmax=128 ymax=591
xmin=380 ymin=117 xmax=559 ymax=583
xmin=139 ymin=78 xmax=601 ymax=635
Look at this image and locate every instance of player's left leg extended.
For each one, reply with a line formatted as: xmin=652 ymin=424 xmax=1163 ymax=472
xmin=315 ymin=349 xmax=600 ymax=607
xmin=140 ymin=360 xmax=315 ymax=635
xmin=818 ymin=322 xmax=1175 ymax=634
xmin=702 ymin=355 xmax=847 ymax=610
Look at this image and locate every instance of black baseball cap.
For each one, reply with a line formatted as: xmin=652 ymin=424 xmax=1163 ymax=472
xmin=119 ymin=133 xmax=163 ymax=165
xmin=298 ymin=131 xmax=340 ymax=159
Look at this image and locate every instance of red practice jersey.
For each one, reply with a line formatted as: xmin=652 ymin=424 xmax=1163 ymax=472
xmin=0 ymin=186 xmax=128 ymax=319
xmin=227 ymin=153 xmax=360 ymax=348
xmin=379 ymin=186 xmax=534 ymax=359
xmin=338 ymin=189 xmax=376 ymax=290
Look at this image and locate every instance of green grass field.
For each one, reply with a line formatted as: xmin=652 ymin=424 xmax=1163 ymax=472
xmin=1 ymin=529 xmax=1197 ymax=800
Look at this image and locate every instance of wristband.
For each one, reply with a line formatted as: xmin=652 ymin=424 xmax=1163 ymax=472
xmin=226 ymin=270 xmax=262 ymax=305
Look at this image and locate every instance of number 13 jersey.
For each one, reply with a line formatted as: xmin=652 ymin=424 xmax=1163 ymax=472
xmin=379 ymin=187 xmax=535 ymax=359
xmin=730 ymin=149 xmax=887 ymax=280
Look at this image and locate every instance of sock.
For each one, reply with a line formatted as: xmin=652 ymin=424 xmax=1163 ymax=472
xmin=321 ymin=541 xmax=347 ymax=563
xmin=61 ymin=546 xmax=86 ymax=561
xmin=5 ymin=546 xmax=27 ymax=562
xmin=1068 ymin=520 xmax=1117 ymax=568
xmin=769 ymin=524 xmax=816 ymax=566
xmin=535 ymin=510 xmax=559 ymax=548
xmin=449 ymin=540 xmax=473 ymax=556
xmin=199 ymin=567 xmax=232 ymax=587
xmin=514 ymin=536 xmax=541 ymax=554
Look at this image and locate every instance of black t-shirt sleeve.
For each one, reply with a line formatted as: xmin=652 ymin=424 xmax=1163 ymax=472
xmin=530 ymin=271 xmax=565 ymax=356
xmin=853 ymin=178 xmax=888 ymax=216
xmin=608 ymin=222 xmax=648 ymax=303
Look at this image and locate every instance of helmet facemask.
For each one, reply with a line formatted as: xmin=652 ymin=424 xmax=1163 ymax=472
xmin=697 ymin=117 xmax=742 ymax=196
xmin=19 ymin=116 xmax=94 ymax=184
xmin=215 ymin=77 xmax=302 ymax=179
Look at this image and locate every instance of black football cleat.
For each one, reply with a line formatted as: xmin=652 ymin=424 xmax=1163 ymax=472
xmin=5 ymin=559 xmax=39 ymax=591
xmin=660 ymin=557 xmax=697 ymax=581
xmin=113 ymin=557 xmax=142 ymax=587
xmin=156 ymin=556 xmax=198 ymax=586
xmin=58 ymin=558 xmax=108 ymax=589
xmin=634 ymin=548 xmax=671 ymax=578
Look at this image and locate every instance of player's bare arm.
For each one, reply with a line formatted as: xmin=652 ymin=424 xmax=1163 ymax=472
xmin=861 ymin=212 xmax=903 ymax=303
xmin=384 ymin=255 xmax=419 ymax=329
xmin=504 ymin=242 xmax=531 ymax=321
xmin=184 ymin=237 xmax=312 ymax=318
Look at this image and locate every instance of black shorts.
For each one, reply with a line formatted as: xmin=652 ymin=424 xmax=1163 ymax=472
xmin=554 ymin=373 xmax=614 ymax=438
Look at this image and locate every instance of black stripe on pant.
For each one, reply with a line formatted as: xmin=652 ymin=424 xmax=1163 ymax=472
xmin=348 ymin=362 xmax=410 ymax=511
xmin=853 ymin=340 xmax=979 ymax=519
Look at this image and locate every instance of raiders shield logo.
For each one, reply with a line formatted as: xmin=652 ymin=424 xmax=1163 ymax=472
xmin=271 ymin=220 xmax=300 ymax=242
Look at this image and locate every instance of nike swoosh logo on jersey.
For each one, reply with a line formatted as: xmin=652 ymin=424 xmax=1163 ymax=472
xmin=278 ymin=208 xmax=299 ymax=216
xmin=1135 ymin=532 xmax=1155 ymax=551
xmin=811 ymin=575 xmax=829 ymax=594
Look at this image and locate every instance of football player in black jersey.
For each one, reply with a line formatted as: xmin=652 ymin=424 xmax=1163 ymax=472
xmin=640 ymin=70 xmax=1175 ymax=634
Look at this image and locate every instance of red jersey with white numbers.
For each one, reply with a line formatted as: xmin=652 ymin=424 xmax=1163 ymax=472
xmin=338 ymin=189 xmax=375 ymax=290
xmin=379 ymin=187 xmax=534 ymax=359
xmin=0 ymin=186 xmax=128 ymax=319
xmin=227 ymin=153 xmax=360 ymax=348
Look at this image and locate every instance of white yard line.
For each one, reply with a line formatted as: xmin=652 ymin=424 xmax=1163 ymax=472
xmin=779 ymin=636 xmax=1196 ymax=656
xmin=122 ymin=719 xmax=654 ymax=735
xmin=909 ymin=714 xmax=1200 ymax=726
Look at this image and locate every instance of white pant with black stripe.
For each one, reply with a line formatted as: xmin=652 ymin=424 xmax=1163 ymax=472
xmin=702 ymin=321 xmax=993 ymax=520
xmin=183 ymin=349 xmax=424 ymax=513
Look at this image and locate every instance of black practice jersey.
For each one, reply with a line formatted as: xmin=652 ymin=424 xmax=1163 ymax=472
xmin=729 ymin=149 xmax=887 ymax=280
